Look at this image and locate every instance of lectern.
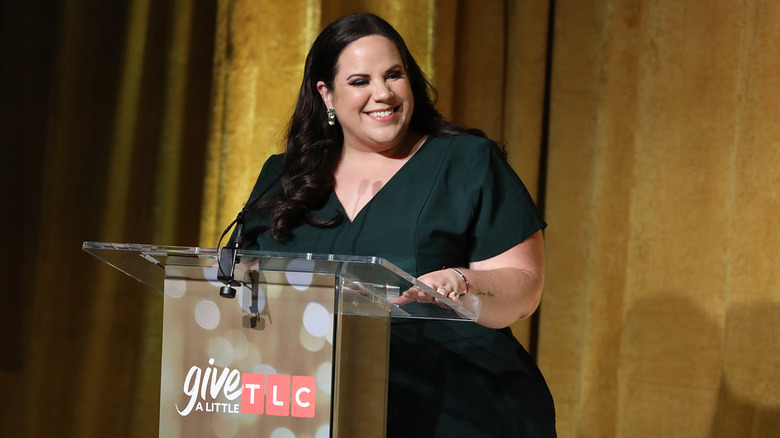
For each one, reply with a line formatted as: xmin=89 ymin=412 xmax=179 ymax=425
xmin=83 ymin=242 xmax=480 ymax=438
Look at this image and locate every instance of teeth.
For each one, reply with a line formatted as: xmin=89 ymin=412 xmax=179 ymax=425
xmin=368 ymin=109 xmax=394 ymax=117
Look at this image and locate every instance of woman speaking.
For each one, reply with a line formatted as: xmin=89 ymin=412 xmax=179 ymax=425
xmin=238 ymin=13 xmax=556 ymax=438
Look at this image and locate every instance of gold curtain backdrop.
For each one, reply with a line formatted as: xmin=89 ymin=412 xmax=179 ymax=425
xmin=1 ymin=0 xmax=778 ymax=437
xmin=540 ymin=1 xmax=780 ymax=436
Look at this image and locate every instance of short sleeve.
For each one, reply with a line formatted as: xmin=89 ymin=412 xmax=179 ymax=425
xmin=467 ymin=140 xmax=546 ymax=262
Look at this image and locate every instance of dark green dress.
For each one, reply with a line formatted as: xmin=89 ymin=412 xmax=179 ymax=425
xmin=241 ymin=134 xmax=556 ymax=437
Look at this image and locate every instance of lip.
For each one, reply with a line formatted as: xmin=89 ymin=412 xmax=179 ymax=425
xmin=364 ymin=106 xmax=400 ymax=121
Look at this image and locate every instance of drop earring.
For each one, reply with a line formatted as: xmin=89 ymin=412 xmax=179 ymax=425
xmin=327 ymin=107 xmax=336 ymax=126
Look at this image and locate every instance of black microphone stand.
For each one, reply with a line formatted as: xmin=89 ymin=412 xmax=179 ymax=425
xmin=217 ymin=208 xmax=246 ymax=298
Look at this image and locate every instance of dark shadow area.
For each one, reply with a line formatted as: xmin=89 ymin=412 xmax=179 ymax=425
xmin=711 ymin=300 xmax=780 ymax=437
xmin=621 ymin=293 xmax=779 ymax=437
xmin=0 ymin=0 xmax=217 ymax=436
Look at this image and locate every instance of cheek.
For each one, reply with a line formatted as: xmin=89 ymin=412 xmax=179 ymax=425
xmin=395 ymin=83 xmax=414 ymax=105
xmin=335 ymin=90 xmax=367 ymax=110
xmin=401 ymin=90 xmax=414 ymax=112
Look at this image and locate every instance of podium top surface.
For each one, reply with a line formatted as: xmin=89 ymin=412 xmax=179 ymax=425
xmin=83 ymin=241 xmax=479 ymax=321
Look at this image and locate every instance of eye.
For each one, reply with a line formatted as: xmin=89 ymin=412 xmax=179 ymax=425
xmin=348 ymin=78 xmax=369 ymax=86
xmin=386 ymin=70 xmax=403 ymax=80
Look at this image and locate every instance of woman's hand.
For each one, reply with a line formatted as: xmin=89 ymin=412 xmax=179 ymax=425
xmin=393 ymin=268 xmax=469 ymax=306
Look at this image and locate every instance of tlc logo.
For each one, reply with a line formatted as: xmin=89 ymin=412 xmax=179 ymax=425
xmin=176 ymin=359 xmax=316 ymax=418
xmin=241 ymin=374 xmax=316 ymax=417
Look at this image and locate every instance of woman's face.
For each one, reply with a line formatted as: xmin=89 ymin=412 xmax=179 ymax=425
xmin=317 ymin=35 xmax=415 ymax=153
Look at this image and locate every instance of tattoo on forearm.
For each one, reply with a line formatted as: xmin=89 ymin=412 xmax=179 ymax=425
xmin=476 ymin=291 xmax=494 ymax=297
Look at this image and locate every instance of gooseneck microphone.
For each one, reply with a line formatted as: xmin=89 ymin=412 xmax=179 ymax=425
xmin=217 ymin=209 xmax=246 ymax=298
xmin=216 ymin=139 xmax=334 ymax=298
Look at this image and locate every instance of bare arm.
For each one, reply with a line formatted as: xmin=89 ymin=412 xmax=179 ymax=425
xmin=462 ymin=230 xmax=545 ymax=327
xmin=395 ymin=230 xmax=545 ymax=329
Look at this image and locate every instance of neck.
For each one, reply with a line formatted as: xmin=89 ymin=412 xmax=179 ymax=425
xmin=341 ymin=131 xmax=427 ymax=163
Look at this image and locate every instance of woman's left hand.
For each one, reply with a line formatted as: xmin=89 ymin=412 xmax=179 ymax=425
xmin=392 ymin=268 xmax=468 ymax=306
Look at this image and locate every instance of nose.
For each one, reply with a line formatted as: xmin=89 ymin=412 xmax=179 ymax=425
xmin=373 ymin=81 xmax=394 ymax=101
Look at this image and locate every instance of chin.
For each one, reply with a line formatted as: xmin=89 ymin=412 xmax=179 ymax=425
xmin=371 ymin=135 xmax=407 ymax=148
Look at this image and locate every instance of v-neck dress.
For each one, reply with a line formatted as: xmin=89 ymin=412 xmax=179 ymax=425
xmin=241 ymin=134 xmax=556 ymax=437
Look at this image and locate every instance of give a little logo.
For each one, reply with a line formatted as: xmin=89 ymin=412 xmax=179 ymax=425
xmin=176 ymin=358 xmax=316 ymax=418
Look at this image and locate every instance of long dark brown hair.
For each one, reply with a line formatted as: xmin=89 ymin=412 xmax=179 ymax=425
xmin=265 ymin=13 xmax=483 ymax=242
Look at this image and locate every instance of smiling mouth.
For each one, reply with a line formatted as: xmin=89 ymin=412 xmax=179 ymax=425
xmin=366 ymin=106 xmax=399 ymax=118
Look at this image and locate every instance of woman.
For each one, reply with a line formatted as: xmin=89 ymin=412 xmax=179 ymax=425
xmin=240 ymin=13 xmax=556 ymax=437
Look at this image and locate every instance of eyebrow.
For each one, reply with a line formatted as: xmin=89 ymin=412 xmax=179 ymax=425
xmin=345 ymin=64 xmax=403 ymax=81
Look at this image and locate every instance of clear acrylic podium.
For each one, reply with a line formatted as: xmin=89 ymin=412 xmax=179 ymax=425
xmin=83 ymin=242 xmax=479 ymax=438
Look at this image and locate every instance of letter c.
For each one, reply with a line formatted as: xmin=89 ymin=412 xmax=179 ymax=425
xmin=295 ymin=387 xmax=311 ymax=408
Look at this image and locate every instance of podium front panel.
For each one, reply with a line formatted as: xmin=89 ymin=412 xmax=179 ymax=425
xmin=161 ymin=265 xmax=331 ymax=436
xmin=159 ymin=264 xmax=389 ymax=437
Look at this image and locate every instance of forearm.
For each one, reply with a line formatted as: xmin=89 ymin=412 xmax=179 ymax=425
xmin=463 ymin=230 xmax=546 ymax=328
xmin=404 ymin=231 xmax=546 ymax=328
xmin=458 ymin=266 xmax=544 ymax=329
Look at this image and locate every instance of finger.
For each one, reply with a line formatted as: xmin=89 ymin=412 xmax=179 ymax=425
xmin=392 ymin=295 xmax=414 ymax=305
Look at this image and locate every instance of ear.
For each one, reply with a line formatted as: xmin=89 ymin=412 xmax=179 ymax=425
xmin=316 ymin=81 xmax=333 ymax=107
